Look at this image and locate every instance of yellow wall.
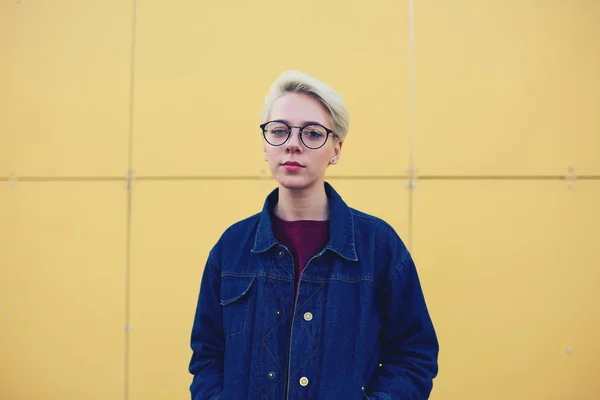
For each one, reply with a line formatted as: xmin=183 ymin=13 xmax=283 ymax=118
xmin=1 ymin=1 xmax=598 ymax=399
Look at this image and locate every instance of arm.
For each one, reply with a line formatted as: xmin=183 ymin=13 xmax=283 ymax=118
xmin=188 ymin=252 xmax=225 ymax=400
xmin=367 ymin=251 xmax=439 ymax=400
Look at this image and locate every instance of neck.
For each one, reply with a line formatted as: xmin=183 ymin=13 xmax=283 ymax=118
xmin=274 ymin=182 xmax=329 ymax=221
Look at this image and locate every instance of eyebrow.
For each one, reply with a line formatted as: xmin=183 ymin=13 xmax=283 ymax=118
xmin=272 ymin=119 xmax=327 ymax=127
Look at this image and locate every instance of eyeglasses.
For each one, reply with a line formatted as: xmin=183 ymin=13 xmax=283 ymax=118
xmin=260 ymin=120 xmax=336 ymax=150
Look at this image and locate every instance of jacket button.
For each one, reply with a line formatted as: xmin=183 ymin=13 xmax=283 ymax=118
xmin=303 ymin=312 xmax=313 ymax=322
xmin=268 ymin=372 xmax=275 ymax=379
xmin=278 ymin=250 xmax=284 ymax=258
xmin=299 ymin=377 xmax=309 ymax=386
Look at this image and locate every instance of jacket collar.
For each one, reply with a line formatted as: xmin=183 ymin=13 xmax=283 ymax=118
xmin=251 ymin=181 xmax=358 ymax=261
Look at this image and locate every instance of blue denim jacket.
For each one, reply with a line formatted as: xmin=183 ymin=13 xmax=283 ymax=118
xmin=189 ymin=182 xmax=439 ymax=399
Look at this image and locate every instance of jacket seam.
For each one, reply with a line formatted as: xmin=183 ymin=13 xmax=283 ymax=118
xmin=329 ymin=274 xmax=374 ymax=283
xmin=387 ymin=250 xmax=410 ymax=288
xmin=290 ymin=347 xmax=320 ymax=378
xmin=295 ymin=281 xmax=325 ymax=310
xmin=210 ymin=389 xmax=224 ymax=400
xmin=222 ymin=271 xmax=292 ymax=282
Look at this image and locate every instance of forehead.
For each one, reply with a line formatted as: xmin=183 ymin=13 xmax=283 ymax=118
xmin=269 ymin=93 xmax=331 ymax=126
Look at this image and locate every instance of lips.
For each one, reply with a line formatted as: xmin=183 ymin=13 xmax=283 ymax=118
xmin=282 ymin=162 xmax=302 ymax=167
xmin=282 ymin=161 xmax=304 ymax=171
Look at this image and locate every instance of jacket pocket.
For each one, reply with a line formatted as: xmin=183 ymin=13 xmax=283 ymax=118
xmin=220 ymin=276 xmax=255 ymax=337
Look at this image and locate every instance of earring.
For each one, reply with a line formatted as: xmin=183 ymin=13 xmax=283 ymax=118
xmin=330 ymin=158 xmax=337 ymax=164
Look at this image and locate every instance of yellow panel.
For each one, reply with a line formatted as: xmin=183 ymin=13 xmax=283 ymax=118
xmin=128 ymin=178 xmax=407 ymax=399
xmin=0 ymin=1 xmax=132 ymax=177
xmin=133 ymin=0 xmax=409 ymax=177
xmin=0 ymin=182 xmax=126 ymax=400
xmin=413 ymin=180 xmax=600 ymax=400
xmin=415 ymin=1 xmax=600 ymax=176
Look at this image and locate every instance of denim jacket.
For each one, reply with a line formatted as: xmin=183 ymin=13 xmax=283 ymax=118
xmin=189 ymin=182 xmax=439 ymax=399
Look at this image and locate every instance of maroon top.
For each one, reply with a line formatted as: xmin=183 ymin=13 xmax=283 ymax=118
xmin=271 ymin=213 xmax=329 ymax=298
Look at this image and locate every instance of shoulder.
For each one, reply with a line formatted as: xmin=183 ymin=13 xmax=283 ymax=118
xmin=209 ymin=212 xmax=261 ymax=262
xmin=349 ymin=207 xmax=412 ymax=284
xmin=350 ymin=207 xmax=405 ymax=248
xmin=221 ymin=212 xmax=261 ymax=240
xmin=350 ymin=208 xmax=396 ymax=230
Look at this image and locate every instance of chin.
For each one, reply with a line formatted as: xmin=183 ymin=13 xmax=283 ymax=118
xmin=275 ymin=174 xmax=314 ymax=191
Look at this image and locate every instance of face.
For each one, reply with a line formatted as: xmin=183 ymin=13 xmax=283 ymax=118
xmin=263 ymin=93 xmax=343 ymax=191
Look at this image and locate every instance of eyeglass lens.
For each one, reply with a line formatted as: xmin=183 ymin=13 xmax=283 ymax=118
xmin=263 ymin=122 xmax=329 ymax=149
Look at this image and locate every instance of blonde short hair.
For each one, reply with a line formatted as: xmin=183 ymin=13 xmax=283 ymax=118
xmin=260 ymin=70 xmax=350 ymax=141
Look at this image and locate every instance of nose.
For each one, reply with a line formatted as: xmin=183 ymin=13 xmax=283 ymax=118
xmin=285 ymin=127 xmax=303 ymax=153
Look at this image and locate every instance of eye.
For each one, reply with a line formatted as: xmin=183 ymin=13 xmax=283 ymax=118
xmin=271 ymin=128 xmax=288 ymax=136
xmin=303 ymin=125 xmax=327 ymax=141
xmin=306 ymin=130 xmax=324 ymax=138
xmin=265 ymin=122 xmax=289 ymax=136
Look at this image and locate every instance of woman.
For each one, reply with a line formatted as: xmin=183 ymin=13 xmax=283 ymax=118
xmin=189 ymin=70 xmax=439 ymax=399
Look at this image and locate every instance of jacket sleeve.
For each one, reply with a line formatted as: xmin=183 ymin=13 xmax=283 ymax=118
xmin=188 ymin=252 xmax=225 ymax=400
xmin=366 ymin=250 xmax=439 ymax=400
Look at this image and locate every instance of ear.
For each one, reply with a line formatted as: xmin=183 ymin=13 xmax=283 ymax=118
xmin=329 ymin=140 xmax=343 ymax=165
xmin=334 ymin=139 xmax=343 ymax=158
